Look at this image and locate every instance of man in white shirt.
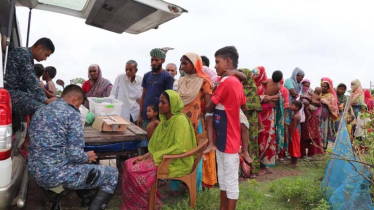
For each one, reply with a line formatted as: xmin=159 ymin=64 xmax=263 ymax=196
xmin=110 ymin=60 xmax=143 ymax=123
xmin=166 ymin=63 xmax=178 ymax=91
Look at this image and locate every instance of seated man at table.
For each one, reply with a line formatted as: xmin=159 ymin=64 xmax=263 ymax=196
xmin=28 ymin=85 xmax=118 ymax=210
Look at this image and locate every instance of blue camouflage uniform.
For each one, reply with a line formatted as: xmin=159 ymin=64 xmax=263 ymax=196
xmin=4 ymin=47 xmax=47 ymax=115
xmin=28 ymin=98 xmax=118 ymax=193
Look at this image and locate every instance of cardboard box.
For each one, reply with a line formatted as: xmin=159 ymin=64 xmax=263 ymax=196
xmin=92 ymin=116 xmax=130 ymax=132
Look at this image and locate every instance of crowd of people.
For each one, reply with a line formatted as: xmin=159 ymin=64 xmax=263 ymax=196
xmin=4 ymin=36 xmax=374 ymax=210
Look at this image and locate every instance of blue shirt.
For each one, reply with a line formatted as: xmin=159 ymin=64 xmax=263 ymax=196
xmin=141 ymin=70 xmax=174 ymax=119
xmin=5 ymin=47 xmax=47 ymax=103
xmin=28 ymin=98 xmax=88 ymax=181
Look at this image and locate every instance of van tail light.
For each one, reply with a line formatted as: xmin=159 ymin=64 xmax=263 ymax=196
xmin=0 ymin=88 xmax=12 ymax=160
xmin=0 ymin=88 xmax=12 ymax=125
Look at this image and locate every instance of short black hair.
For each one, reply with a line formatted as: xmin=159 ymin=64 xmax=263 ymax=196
xmin=34 ymin=64 xmax=44 ymax=77
xmin=44 ymin=66 xmax=57 ymax=79
xmin=147 ymin=104 xmax=160 ymax=120
xmin=292 ymin=100 xmax=303 ymax=111
xmin=201 ymin=56 xmax=210 ymax=67
xmin=148 ymin=104 xmax=159 ymax=113
xmin=62 ymin=84 xmax=86 ymax=101
xmin=214 ymin=46 xmax=239 ymax=69
xmin=33 ymin=37 xmax=55 ymax=53
xmin=272 ymin=70 xmax=283 ymax=83
xmin=337 ymin=83 xmax=347 ymax=89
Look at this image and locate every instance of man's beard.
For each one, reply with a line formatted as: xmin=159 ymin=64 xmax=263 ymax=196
xmin=151 ymin=64 xmax=162 ymax=72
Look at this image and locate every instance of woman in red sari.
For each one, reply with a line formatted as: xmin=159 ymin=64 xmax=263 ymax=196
xmin=300 ymin=79 xmax=323 ymax=158
xmin=252 ymin=66 xmax=278 ymax=173
xmin=82 ymin=64 xmax=112 ymax=108
xmin=363 ymin=89 xmax=373 ymax=112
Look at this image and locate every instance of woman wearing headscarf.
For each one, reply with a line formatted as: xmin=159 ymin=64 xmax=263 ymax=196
xmin=284 ymin=67 xmax=305 ymax=106
xmin=350 ymin=79 xmax=365 ymax=118
xmin=320 ymin=78 xmax=339 ymax=149
xmin=252 ymin=66 xmax=279 ymax=173
xmin=238 ymin=68 xmax=262 ymax=177
xmin=300 ymin=79 xmax=323 ymax=158
xmin=335 ymin=83 xmax=348 ymax=130
xmin=121 ymin=90 xmax=197 ymax=210
xmin=82 ymin=64 xmax=112 ymax=108
xmin=363 ymin=89 xmax=373 ymax=112
xmin=177 ymin=52 xmax=216 ymax=190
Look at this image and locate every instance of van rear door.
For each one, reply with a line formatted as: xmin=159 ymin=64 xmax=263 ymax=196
xmin=16 ymin=0 xmax=187 ymax=34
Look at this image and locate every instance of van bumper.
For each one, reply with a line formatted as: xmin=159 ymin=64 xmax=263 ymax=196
xmin=0 ymin=155 xmax=26 ymax=209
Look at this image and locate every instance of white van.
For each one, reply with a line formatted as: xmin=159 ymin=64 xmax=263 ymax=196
xmin=0 ymin=0 xmax=186 ymax=209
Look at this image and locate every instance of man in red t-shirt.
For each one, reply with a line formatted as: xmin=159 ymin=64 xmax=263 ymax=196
xmin=206 ymin=46 xmax=246 ymax=210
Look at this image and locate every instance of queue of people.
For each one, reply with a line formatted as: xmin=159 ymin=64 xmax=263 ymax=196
xmin=4 ymin=36 xmax=373 ymax=210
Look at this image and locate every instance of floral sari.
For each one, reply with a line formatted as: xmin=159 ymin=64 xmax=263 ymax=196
xmin=253 ymin=66 xmax=277 ymax=167
xmin=350 ymin=79 xmax=365 ymax=118
xmin=121 ymin=90 xmax=197 ymax=210
xmin=320 ymin=79 xmax=339 ymax=149
xmin=238 ymin=68 xmax=262 ymax=175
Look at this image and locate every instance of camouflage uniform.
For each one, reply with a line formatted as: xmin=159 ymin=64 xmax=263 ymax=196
xmin=28 ymin=98 xmax=118 ymax=193
xmin=4 ymin=47 xmax=47 ymax=115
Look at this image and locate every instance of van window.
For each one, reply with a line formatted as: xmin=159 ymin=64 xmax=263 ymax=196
xmin=38 ymin=0 xmax=88 ymax=11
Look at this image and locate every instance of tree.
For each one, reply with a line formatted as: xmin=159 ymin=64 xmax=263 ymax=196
xmin=56 ymin=90 xmax=62 ymax=96
xmin=70 ymin=78 xmax=85 ymax=85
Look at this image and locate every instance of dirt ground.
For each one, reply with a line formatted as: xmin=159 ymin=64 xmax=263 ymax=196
xmin=13 ymin=159 xmax=306 ymax=210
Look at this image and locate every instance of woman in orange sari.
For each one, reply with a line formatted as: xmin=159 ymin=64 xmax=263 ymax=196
xmin=320 ymin=78 xmax=339 ymax=149
xmin=177 ymin=52 xmax=217 ymax=189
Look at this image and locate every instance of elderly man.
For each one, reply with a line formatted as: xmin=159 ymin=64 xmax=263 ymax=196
xmin=110 ymin=60 xmax=143 ymax=122
xmin=137 ymin=48 xmax=174 ymax=129
xmin=166 ymin=63 xmax=178 ymax=91
xmin=28 ymin=85 xmax=118 ymax=210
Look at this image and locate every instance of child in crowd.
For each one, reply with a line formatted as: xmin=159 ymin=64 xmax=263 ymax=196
xmin=288 ymin=100 xmax=302 ymax=166
xmin=34 ymin=64 xmax=44 ymax=87
xmin=310 ymin=87 xmax=322 ymax=115
xmin=145 ymin=104 xmax=160 ymax=140
xmin=354 ymin=105 xmax=371 ymax=142
xmin=43 ymin=66 xmax=57 ymax=98
xmin=206 ymin=46 xmax=246 ymax=210
xmin=346 ymin=114 xmax=355 ymax=141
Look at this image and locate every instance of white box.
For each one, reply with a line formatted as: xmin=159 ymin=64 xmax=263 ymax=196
xmin=88 ymin=97 xmax=123 ymax=116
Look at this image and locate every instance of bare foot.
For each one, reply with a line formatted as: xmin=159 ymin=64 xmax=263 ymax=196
xmin=259 ymin=168 xmax=267 ymax=175
xmin=240 ymin=151 xmax=253 ymax=165
xmin=203 ymin=143 xmax=217 ymax=154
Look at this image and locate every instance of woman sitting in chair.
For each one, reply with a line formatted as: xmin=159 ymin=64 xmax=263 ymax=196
xmin=121 ymin=90 xmax=197 ymax=210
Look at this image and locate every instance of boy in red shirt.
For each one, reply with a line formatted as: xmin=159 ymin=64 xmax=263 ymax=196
xmin=206 ymin=46 xmax=246 ymax=210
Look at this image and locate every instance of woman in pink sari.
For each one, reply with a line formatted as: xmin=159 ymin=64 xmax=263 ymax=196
xmin=82 ymin=64 xmax=112 ymax=108
xmin=121 ymin=90 xmax=197 ymax=210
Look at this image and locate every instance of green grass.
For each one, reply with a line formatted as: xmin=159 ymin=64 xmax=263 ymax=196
xmin=162 ymin=157 xmax=329 ymax=210
xmin=72 ymin=156 xmax=329 ymax=210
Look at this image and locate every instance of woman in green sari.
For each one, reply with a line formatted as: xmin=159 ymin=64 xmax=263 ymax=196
xmin=238 ymin=68 xmax=262 ymax=177
xmin=121 ymin=90 xmax=197 ymax=210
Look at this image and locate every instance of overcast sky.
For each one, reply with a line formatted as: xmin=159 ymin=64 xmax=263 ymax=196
xmin=15 ymin=0 xmax=374 ymax=91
